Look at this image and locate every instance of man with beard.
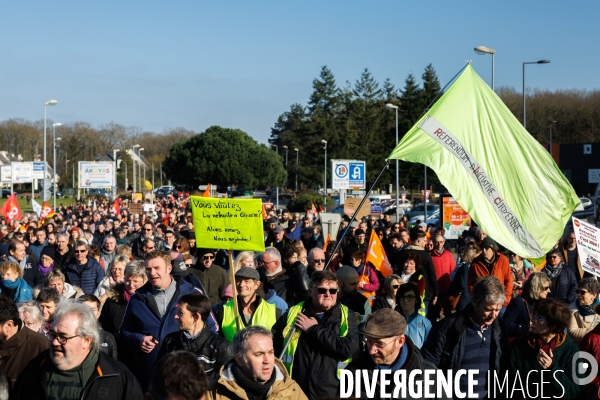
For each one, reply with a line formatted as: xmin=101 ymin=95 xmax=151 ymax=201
xmin=12 ymin=301 xmax=143 ymax=399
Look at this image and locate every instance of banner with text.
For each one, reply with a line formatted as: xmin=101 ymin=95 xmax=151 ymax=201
xmin=191 ymin=196 xmax=265 ymax=252
xmin=11 ymin=162 xmax=33 ymax=183
xmin=572 ymin=217 xmax=600 ymax=278
xmin=442 ymin=196 xmax=472 ymax=240
xmin=1 ymin=166 xmax=11 ymax=183
xmin=78 ymin=161 xmax=114 ymax=189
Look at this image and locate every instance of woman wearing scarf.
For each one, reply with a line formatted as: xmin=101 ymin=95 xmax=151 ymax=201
xmin=568 ymin=277 xmax=600 ymax=344
xmin=38 ymin=246 xmax=55 ymax=276
xmin=542 ymin=248 xmax=577 ymax=307
xmin=94 ymin=255 xmax=128 ymax=303
xmin=0 ymin=261 xmax=33 ymax=302
xmin=509 ymin=252 xmax=534 ymax=297
xmin=508 ymin=298 xmax=583 ymax=399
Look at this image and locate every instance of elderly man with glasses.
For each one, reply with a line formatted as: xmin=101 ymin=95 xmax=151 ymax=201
xmin=306 ymin=248 xmax=326 ymax=277
xmin=131 ymin=223 xmax=165 ymax=260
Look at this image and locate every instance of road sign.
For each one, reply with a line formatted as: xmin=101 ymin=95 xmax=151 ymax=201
xmin=349 ymin=161 xmax=365 ymax=188
xmin=332 ymin=160 xmax=366 ymax=190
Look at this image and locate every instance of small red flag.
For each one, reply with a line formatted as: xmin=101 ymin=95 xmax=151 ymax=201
xmin=112 ymin=198 xmax=121 ymax=215
xmin=41 ymin=202 xmax=56 ymax=219
xmin=1 ymin=193 xmax=22 ymax=221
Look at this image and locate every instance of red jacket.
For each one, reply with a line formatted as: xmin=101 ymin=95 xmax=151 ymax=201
xmin=430 ymin=249 xmax=456 ymax=294
xmin=468 ymin=252 xmax=513 ymax=306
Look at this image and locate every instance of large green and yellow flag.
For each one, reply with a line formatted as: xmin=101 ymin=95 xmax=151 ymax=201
xmin=388 ymin=64 xmax=579 ymax=258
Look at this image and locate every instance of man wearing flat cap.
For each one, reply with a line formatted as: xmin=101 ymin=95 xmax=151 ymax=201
xmin=265 ymin=225 xmax=288 ymax=252
xmin=467 ymin=237 xmax=512 ymax=312
xmin=347 ymin=308 xmax=445 ymax=400
xmin=212 ymin=267 xmax=283 ymax=342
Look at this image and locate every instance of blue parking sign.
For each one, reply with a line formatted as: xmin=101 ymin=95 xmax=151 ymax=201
xmin=348 ymin=161 xmax=365 ymax=188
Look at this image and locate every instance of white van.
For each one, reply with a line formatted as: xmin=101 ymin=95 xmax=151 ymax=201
xmin=368 ymin=194 xmax=392 ymax=205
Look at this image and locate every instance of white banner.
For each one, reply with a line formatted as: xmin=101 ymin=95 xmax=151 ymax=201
xmin=78 ymin=162 xmax=114 ymax=189
xmin=572 ymin=217 xmax=600 ymax=278
xmin=12 ymin=162 xmax=33 ymax=183
xmin=1 ymin=166 xmax=12 ymax=183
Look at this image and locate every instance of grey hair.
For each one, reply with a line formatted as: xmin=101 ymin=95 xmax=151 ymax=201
xmin=307 ymin=247 xmax=324 ymax=261
xmin=57 ymin=233 xmax=69 ymax=242
xmin=103 ymin=234 xmax=117 ymax=245
xmin=523 ymin=272 xmax=552 ymax=300
xmin=124 ymin=261 xmax=147 ymax=280
xmin=107 ymin=255 xmax=130 ymax=278
xmin=233 ymin=326 xmax=273 ymax=361
xmin=264 ymin=247 xmax=281 ymax=264
xmin=471 ymin=276 xmax=506 ymax=306
xmin=17 ymin=302 xmax=44 ymax=327
xmin=578 ymin=277 xmax=600 ymax=295
xmin=74 ymin=240 xmax=89 ymax=251
xmin=51 ymin=300 xmax=100 ymax=350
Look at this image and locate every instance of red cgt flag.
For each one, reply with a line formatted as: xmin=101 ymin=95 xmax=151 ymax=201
xmin=112 ymin=198 xmax=121 ymax=215
xmin=365 ymin=229 xmax=394 ymax=278
xmin=41 ymin=202 xmax=56 ymax=219
xmin=1 ymin=193 xmax=22 ymax=221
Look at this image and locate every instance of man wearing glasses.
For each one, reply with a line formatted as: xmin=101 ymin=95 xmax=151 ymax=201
xmin=131 ymin=223 xmax=164 ymax=260
xmin=188 ymin=248 xmax=228 ymax=306
xmin=306 ymin=248 xmax=326 ymax=276
xmin=62 ymin=241 xmax=105 ymax=295
xmin=346 ymin=308 xmax=439 ymax=397
xmin=273 ymin=270 xmax=359 ymax=399
xmin=13 ymin=301 xmax=143 ymax=399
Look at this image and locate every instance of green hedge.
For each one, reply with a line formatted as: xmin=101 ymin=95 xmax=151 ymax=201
xmin=287 ymin=193 xmax=333 ymax=212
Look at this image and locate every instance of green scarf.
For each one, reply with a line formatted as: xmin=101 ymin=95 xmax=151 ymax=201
xmin=46 ymin=347 xmax=99 ymax=400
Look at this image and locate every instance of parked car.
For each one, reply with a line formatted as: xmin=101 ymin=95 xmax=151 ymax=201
xmin=50 ymin=189 xmax=63 ymax=198
xmin=329 ymin=204 xmax=346 ymax=215
xmin=383 ymin=199 xmax=413 ymax=215
xmin=404 ymin=203 xmax=439 ymax=219
xmin=153 ymin=185 xmax=174 ymax=194
xmin=154 ymin=188 xmax=174 ymax=198
xmin=409 ymin=209 xmax=441 ymax=226
xmin=88 ymin=188 xmax=110 ymax=198
xmin=1 ymin=190 xmax=16 ymax=198
xmin=575 ymin=197 xmax=593 ymax=212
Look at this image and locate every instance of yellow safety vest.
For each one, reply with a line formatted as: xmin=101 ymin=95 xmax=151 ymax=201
xmin=281 ymin=301 xmax=351 ymax=378
xmin=222 ymin=298 xmax=278 ymax=342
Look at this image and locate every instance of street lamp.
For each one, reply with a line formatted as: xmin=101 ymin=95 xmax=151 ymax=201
xmin=549 ymin=120 xmax=557 ymax=158
xmin=138 ymin=148 xmax=145 ymax=192
xmin=113 ymin=149 xmax=120 ymax=199
xmin=321 ymin=140 xmax=327 ymax=210
xmin=523 ymin=60 xmax=551 ymax=129
xmin=271 ymin=144 xmax=279 ymax=211
xmin=43 ymin=99 xmax=58 ymax=202
xmin=294 ymin=148 xmax=299 ymax=192
xmin=132 ymin=144 xmax=140 ymax=193
xmin=474 ymin=45 xmax=496 ymax=90
xmin=52 ymin=123 xmax=62 ymax=210
xmin=386 ymin=103 xmax=400 ymax=222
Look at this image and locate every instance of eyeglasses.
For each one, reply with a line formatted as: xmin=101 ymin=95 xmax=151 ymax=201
xmin=531 ymin=314 xmax=546 ymax=323
xmin=399 ymin=295 xmax=416 ymax=301
xmin=48 ymin=332 xmax=80 ymax=345
xmin=174 ymin=245 xmax=183 ymax=249
xmin=259 ymin=259 xmax=275 ymax=266
xmin=576 ymin=289 xmax=590 ymax=295
xmin=185 ymin=263 xmax=193 ymax=267
xmin=542 ymin=286 xmax=551 ymax=291
xmin=391 ymin=284 xmax=401 ymax=289
xmin=74 ymin=250 xmax=87 ymax=254
xmin=312 ymin=259 xmax=325 ymax=263
xmin=316 ymin=288 xmax=338 ymax=295
xmin=203 ymin=255 xmax=214 ymax=260
xmin=144 ymin=228 xmax=153 ymax=231
xmin=366 ymin=336 xmax=398 ymax=350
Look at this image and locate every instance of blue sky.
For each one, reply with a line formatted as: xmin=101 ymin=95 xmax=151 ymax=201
xmin=0 ymin=1 xmax=597 ymax=144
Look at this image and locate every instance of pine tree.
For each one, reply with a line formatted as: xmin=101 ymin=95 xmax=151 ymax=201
xmin=308 ymin=66 xmax=341 ymax=116
xmin=353 ymin=68 xmax=383 ymax=102
xmin=421 ymin=64 xmax=442 ymax=110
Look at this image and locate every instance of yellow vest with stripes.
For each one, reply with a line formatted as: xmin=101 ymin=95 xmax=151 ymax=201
xmin=222 ymin=298 xmax=278 ymax=342
xmin=281 ymin=301 xmax=351 ymax=378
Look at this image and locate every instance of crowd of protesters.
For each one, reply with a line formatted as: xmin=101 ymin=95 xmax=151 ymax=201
xmin=0 ymin=193 xmax=598 ymax=400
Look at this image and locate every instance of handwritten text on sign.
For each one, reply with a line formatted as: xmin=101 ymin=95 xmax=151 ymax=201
xmin=190 ymin=196 xmax=265 ymax=252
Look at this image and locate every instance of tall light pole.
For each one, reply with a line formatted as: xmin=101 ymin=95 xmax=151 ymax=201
xmin=474 ymin=45 xmax=496 ymax=90
xmin=321 ymin=140 xmax=327 ymax=210
xmin=386 ymin=103 xmax=400 ymax=221
xmin=138 ymin=148 xmax=145 ymax=192
xmin=294 ymin=148 xmax=299 ymax=192
xmin=132 ymin=144 xmax=140 ymax=193
xmin=113 ymin=149 xmax=119 ymax=199
xmin=43 ymin=100 xmax=58 ymax=202
xmin=52 ymin=123 xmax=62 ymax=210
xmin=549 ymin=120 xmax=557 ymax=158
xmin=523 ymin=60 xmax=551 ymax=129
xmin=271 ymin=144 xmax=279 ymax=211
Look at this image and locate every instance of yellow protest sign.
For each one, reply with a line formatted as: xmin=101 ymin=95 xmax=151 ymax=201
xmin=190 ymin=196 xmax=265 ymax=252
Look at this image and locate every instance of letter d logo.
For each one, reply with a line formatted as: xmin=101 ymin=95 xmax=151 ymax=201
xmin=572 ymin=351 xmax=598 ymax=385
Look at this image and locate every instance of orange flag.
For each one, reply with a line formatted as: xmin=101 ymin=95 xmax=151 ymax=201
xmin=41 ymin=202 xmax=56 ymax=219
xmin=202 ymin=184 xmax=211 ymax=198
xmin=1 ymin=193 xmax=22 ymax=221
xmin=319 ymin=205 xmax=324 ymax=212
xmin=323 ymin=234 xmax=332 ymax=252
xmin=365 ymin=229 xmax=394 ymax=278
xmin=262 ymin=204 xmax=268 ymax=220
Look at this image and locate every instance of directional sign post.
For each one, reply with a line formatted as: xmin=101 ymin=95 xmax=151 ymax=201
xmin=349 ymin=161 xmax=366 ymax=189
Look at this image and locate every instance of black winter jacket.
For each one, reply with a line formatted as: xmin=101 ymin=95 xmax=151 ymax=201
xmin=399 ymin=245 xmax=438 ymax=301
xmin=11 ymin=349 xmax=143 ymax=400
xmin=272 ymin=299 xmax=360 ymax=399
xmin=157 ymin=327 xmax=233 ymax=389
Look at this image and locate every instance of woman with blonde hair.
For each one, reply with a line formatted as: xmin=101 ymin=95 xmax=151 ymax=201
xmin=233 ymin=251 xmax=255 ymax=272
xmin=35 ymin=268 xmax=83 ymax=300
xmin=0 ymin=261 xmax=32 ymax=302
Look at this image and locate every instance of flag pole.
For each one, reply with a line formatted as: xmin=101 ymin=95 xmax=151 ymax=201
xmin=324 ymin=160 xmax=390 ymax=271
